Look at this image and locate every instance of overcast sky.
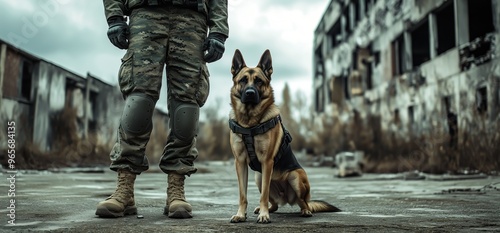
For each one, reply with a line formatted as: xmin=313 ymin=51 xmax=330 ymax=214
xmin=0 ymin=0 xmax=329 ymax=114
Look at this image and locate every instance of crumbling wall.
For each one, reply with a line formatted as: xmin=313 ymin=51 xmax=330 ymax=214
xmin=312 ymin=0 xmax=500 ymax=172
xmin=32 ymin=61 xmax=75 ymax=151
xmin=0 ymin=40 xmax=145 ymax=169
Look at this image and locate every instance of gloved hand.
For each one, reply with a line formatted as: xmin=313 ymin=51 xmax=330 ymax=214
xmin=203 ymin=32 xmax=226 ymax=63
xmin=107 ymin=16 xmax=129 ymax=49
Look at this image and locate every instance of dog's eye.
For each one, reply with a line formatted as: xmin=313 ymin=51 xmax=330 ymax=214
xmin=239 ymin=77 xmax=248 ymax=84
xmin=254 ymin=78 xmax=263 ymax=86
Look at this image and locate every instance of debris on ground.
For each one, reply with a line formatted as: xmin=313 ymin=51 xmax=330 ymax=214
xmin=334 ymin=151 xmax=365 ymax=178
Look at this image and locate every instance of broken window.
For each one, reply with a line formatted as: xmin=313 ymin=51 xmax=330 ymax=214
xmin=344 ymin=7 xmax=351 ymax=35
xmin=468 ymin=0 xmax=494 ymax=41
xmin=19 ymin=59 xmax=33 ymax=100
xmin=436 ymin=2 xmax=456 ymax=55
xmin=408 ymin=105 xmax=415 ymax=125
xmin=327 ymin=78 xmax=334 ymax=103
xmin=88 ymin=91 xmax=98 ymax=132
xmin=360 ymin=46 xmax=374 ymax=90
xmin=411 ymin=19 xmax=430 ymax=68
xmin=443 ymin=96 xmax=451 ymax=113
xmin=354 ymin=0 xmax=360 ymax=23
xmin=394 ymin=109 xmax=401 ymax=125
xmin=314 ymin=46 xmax=324 ymax=80
xmin=328 ymin=21 xmax=341 ymax=49
xmin=458 ymin=0 xmax=495 ymax=70
xmin=315 ymin=87 xmax=324 ymax=113
xmin=364 ymin=0 xmax=372 ymax=16
xmin=315 ymin=62 xmax=324 ymax=80
xmin=476 ymin=86 xmax=487 ymax=115
xmin=343 ymin=76 xmax=350 ymax=100
xmin=331 ymin=77 xmax=344 ymax=105
xmin=373 ymin=50 xmax=380 ymax=66
xmin=352 ymin=49 xmax=358 ymax=70
xmin=365 ymin=62 xmax=373 ymax=90
xmin=392 ymin=35 xmax=405 ymax=76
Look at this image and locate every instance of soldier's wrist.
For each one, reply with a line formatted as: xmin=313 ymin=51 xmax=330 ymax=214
xmin=107 ymin=16 xmax=126 ymax=26
xmin=208 ymin=32 xmax=227 ymax=43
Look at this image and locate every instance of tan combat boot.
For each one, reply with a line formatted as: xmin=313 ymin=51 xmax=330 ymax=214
xmin=95 ymin=170 xmax=137 ymax=218
xmin=164 ymin=173 xmax=192 ymax=218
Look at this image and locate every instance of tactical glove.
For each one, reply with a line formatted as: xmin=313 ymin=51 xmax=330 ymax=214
xmin=107 ymin=16 xmax=129 ymax=49
xmin=203 ymin=32 xmax=226 ymax=63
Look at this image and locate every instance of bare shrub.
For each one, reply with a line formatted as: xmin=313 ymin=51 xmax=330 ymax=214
xmin=197 ymin=98 xmax=232 ymax=161
xmin=197 ymin=119 xmax=232 ymax=161
xmin=307 ymin=106 xmax=499 ymax=174
xmin=307 ymin=113 xmax=343 ymax=157
xmin=458 ymin=114 xmax=500 ymax=173
xmin=280 ymin=84 xmax=307 ymax=151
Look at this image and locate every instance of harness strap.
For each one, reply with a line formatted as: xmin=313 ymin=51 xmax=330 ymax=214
xmin=229 ymin=115 xmax=281 ymax=136
xmin=229 ymin=115 xmax=292 ymax=172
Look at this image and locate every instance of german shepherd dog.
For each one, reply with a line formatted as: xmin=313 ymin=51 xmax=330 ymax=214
xmin=228 ymin=49 xmax=340 ymax=223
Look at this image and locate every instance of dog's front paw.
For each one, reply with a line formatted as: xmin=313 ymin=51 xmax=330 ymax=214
xmin=300 ymin=209 xmax=313 ymax=217
xmin=230 ymin=214 xmax=247 ymax=223
xmin=257 ymin=213 xmax=271 ymax=223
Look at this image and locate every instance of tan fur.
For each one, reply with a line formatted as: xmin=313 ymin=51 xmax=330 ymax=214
xmin=229 ymin=49 xmax=339 ymax=224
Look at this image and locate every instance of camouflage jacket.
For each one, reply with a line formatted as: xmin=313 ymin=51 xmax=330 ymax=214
xmin=103 ymin=0 xmax=229 ymax=37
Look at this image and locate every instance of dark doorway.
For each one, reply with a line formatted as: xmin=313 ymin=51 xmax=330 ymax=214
xmin=443 ymin=96 xmax=458 ymax=149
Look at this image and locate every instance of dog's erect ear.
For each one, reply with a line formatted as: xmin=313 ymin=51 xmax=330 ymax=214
xmin=231 ymin=49 xmax=247 ymax=76
xmin=257 ymin=49 xmax=273 ymax=78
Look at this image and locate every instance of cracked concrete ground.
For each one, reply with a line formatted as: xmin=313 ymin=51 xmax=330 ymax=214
xmin=1 ymin=162 xmax=499 ymax=232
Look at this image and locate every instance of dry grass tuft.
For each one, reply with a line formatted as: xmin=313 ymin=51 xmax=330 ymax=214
xmin=1 ymin=107 xmax=111 ymax=170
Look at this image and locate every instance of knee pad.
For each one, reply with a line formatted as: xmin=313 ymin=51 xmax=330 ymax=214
xmin=170 ymin=100 xmax=199 ymax=142
xmin=121 ymin=93 xmax=156 ymax=134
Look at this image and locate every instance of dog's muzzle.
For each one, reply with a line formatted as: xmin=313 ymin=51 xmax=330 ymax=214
xmin=240 ymin=86 xmax=260 ymax=105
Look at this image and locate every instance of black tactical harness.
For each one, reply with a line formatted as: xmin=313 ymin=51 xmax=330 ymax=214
xmin=228 ymin=115 xmax=302 ymax=173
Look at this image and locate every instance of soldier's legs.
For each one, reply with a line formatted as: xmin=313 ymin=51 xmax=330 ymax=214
xmin=109 ymin=7 xmax=169 ymax=174
xmin=159 ymin=8 xmax=209 ymax=176
xmin=158 ymin=7 xmax=208 ymax=218
xmin=97 ymin=7 xmax=170 ymax=218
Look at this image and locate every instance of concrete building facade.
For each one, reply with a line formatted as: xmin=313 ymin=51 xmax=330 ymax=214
xmin=313 ymin=0 xmax=499 ymax=144
xmin=2 ymin=39 xmax=175 ymax=161
xmin=0 ymin=39 xmax=127 ymax=152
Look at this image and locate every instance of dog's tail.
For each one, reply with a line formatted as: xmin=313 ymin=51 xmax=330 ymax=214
xmin=308 ymin=200 xmax=341 ymax=213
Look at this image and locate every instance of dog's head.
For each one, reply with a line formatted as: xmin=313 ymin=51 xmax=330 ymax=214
xmin=230 ymin=49 xmax=273 ymax=106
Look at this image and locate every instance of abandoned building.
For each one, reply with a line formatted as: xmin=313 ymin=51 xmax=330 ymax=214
xmin=313 ymin=0 xmax=500 ymax=144
xmin=0 ymin=39 xmax=168 ymax=155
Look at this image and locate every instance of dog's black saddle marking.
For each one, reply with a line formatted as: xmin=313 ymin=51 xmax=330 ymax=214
xmin=228 ymin=115 xmax=302 ymax=173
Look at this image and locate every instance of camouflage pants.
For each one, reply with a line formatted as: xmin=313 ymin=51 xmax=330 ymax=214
xmin=109 ymin=6 xmax=209 ymax=176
